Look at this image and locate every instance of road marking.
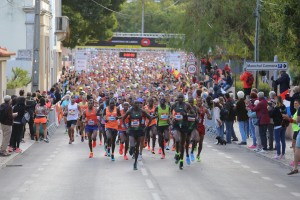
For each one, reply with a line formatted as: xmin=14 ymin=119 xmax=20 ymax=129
xmin=241 ymin=165 xmax=250 ymax=169
xmin=53 ymin=151 xmax=59 ymax=154
xmin=24 ymin=180 xmax=33 ymax=185
xmin=31 ymin=174 xmax=39 ymax=177
xmin=141 ymin=168 xmax=148 ymax=176
xmin=225 ymin=156 xmax=232 ymax=159
xmin=207 ymin=145 xmax=212 ymax=148
xmin=152 ymin=193 xmax=161 ymax=200
xmin=233 ymin=160 xmax=241 ymax=164
xmin=146 ymin=179 xmax=154 ymax=189
xmin=261 ymin=177 xmax=272 ymax=181
xmin=251 ymin=171 xmax=260 ymax=174
xmin=274 ymin=184 xmax=286 ymax=188
xmin=45 ymin=158 xmax=52 ymax=162
xmin=42 ymin=163 xmax=49 ymax=166
xmin=38 ymin=168 xmax=44 ymax=171
xmin=291 ymin=192 xmax=300 ymax=197
xmin=218 ymin=152 xmax=225 ymax=155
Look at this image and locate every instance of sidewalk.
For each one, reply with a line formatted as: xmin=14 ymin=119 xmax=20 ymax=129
xmin=232 ymin=122 xmax=294 ymax=168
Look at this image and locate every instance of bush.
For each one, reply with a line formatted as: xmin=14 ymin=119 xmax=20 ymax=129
xmin=7 ymin=67 xmax=31 ymax=89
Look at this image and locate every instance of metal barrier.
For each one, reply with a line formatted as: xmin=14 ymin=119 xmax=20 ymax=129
xmin=47 ymin=109 xmax=58 ymax=137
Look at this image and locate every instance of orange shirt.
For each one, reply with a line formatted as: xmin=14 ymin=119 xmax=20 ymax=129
xmin=86 ymin=108 xmax=98 ymax=126
xmin=105 ymin=107 xmax=118 ymax=129
xmin=144 ymin=105 xmax=156 ymax=126
xmin=118 ymin=109 xmax=129 ymax=131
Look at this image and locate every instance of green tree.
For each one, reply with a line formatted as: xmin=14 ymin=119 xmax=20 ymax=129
xmin=62 ymin=0 xmax=126 ymax=48
xmin=7 ymin=67 xmax=31 ymax=89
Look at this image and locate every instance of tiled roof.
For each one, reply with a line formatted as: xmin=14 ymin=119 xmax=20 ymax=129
xmin=0 ymin=47 xmax=16 ymax=57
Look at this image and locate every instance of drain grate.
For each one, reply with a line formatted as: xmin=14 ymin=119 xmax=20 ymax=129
xmin=6 ymin=165 xmax=23 ymax=167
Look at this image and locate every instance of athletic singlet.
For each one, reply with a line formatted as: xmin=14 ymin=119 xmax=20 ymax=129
xmin=129 ymin=109 xmax=143 ymax=131
xmin=86 ymin=108 xmax=98 ymax=126
xmin=172 ymin=102 xmax=187 ymax=128
xmin=105 ymin=107 xmax=118 ymax=129
xmin=79 ymin=102 xmax=88 ymax=113
xmin=198 ymin=106 xmax=205 ymax=127
xmin=67 ymin=103 xmax=79 ymax=121
xmin=187 ymin=106 xmax=197 ymax=131
xmin=157 ymin=105 xmax=170 ymax=127
xmin=118 ymin=109 xmax=129 ymax=131
xmin=145 ymin=105 xmax=156 ymax=126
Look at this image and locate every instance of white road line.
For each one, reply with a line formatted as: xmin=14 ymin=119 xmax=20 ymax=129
xmin=152 ymin=193 xmax=161 ymax=200
xmin=212 ymin=149 xmax=218 ymax=152
xmin=274 ymin=184 xmax=286 ymax=188
xmin=261 ymin=177 xmax=272 ymax=181
xmin=45 ymin=158 xmax=52 ymax=162
xmin=225 ymin=156 xmax=232 ymax=159
xmin=141 ymin=168 xmax=148 ymax=176
xmin=241 ymin=165 xmax=250 ymax=169
xmin=291 ymin=192 xmax=300 ymax=197
xmin=251 ymin=171 xmax=260 ymax=174
xmin=31 ymin=174 xmax=39 ymax=178
xmin=42 ymin=163 xmax=49 ymax=166
xmin=207 ymin=145 xmax=212 ymax=148
xmin=233 ymin=160 xmax=240 ymax=164
xmin=218 ymin=152 xmax=225 ymax=155
xmin=38 ymin=168 xmax=44 ymax=171
xmin=146 ymin=179 xmax=154 ymax=189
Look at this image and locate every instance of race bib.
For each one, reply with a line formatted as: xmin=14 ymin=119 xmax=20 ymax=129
xmin=161 ymin=114 xmax=168 ymax=120
xmin=88 ymin=120 xmax=95 ymax=126
xmin=188 ymin=117 xmax=196 ymax=122
xmin=175 ymin=114 xmax=183 ymax=120
xmin=141 ymin=119 xmax=145 ymax=124
xmin=108 ymin=116 xmax=116 ymax=121
xmin=131 ymin=120 xmax=140 ymax=127
xmin=69 ymin=109 xmax=76 ymax=116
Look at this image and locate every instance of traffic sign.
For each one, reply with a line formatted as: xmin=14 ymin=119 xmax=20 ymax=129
xmin=245 ymin=62 xmax=288 ymax=71
xmin=187 ymin=64 xmax=197 ymax=74
xmin=187 ymin=52 xmax=197 ymax=62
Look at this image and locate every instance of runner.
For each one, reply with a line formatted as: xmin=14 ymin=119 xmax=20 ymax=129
xmin=78 ymin=95 xmax=88 ymax=142
xmin=144 ymin=97 xmax=158 ymax=154
xmin=102 ymin=99 xmax=122 ymax=161
xmin=170 ymin=93 xmax=195 ymax=170
xmin=118 ymin=102 xmax=130 ymax=160
xmin=65 ymin=95 xmax=81 ymax=144
xmin=154 ymin=97 xmax=171 ymax=159
xmin=97 ymin=96 xmax=109 ymax=155
xmin=82 ymin=99 xmax=98 ymax=158
xmin=190 ymin=97 xmax=211 ymax=162
xmin=122 ymin=99 xmax=152 ymax=170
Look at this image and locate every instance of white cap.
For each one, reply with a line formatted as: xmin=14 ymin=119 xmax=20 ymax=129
xmin=254 ymin=100 xmax=259 ymax=106
xmin=212 ymin=98 xmax=219 ymax=103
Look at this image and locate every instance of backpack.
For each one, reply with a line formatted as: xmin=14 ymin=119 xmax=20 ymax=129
xmin=21 ymin=112 xmax=30 ymax=125
xmin=0 ymin=104 xmax=8 ymax=123
xmin=220 ymin=107 xmax=229 ymax=121
xmin=246 ymin=73 xmax=254 ymax=85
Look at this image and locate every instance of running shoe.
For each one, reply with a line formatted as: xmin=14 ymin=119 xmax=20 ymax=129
xmin=158 ymin=148 xmax=162 ymax=154
xmin=92 ymin=140 xmax=96 ymax=148
xmin=196 ymin=156 xmax=201 ymax=162
xmin=174 ymin=153 xmax=180 ymax=164
xmin=111 ymin=154 xmax=115 ymax=161
xmin=43 ymin=138 xmax=49 ymax=143
xmin=138 ymin=154 xmax=143 ymax=161
xmin=129 ymin=147 xmax=134 ymax=156
xmin=99 ymin=141 xmax=103 ymax=146
xmin=248 ymin=145 xmax=257 ymax=149
xmin=179 ymin=160 xmax=183 ymax=170
xmin=15 ymin=148 xmax=22 ymax=153
xmin=165 ymin=146 xmax=170 ymax=150
xmin=133 ymin=162 xmax=138 ymax=170
xmin=171 ymin=146 xmax=176 ymax=151
xmin=89 ymin=152 xmax=93 ymax=158
xmin=147 ymin=145 xmax=150 ymax=151
xmin=107 ymin=148 xmax=111 ymax=157
xmin=186 ymin=156 xmax=191 ymax=165
xmin=151 ymin=148 xmax=155 ymax=154
xmin=280 ymin=154 xmax=285 ymax=159
xmin=81 ymin=137 xmax=84 ymax=142
xmin=161 ymin=154 xmax=165 ymax=159
xmin=124 ymin=155 xmax=128 ymax=160
xmin=119 ymin=143 xmax=124 ymax=155
xmin=190 ymin=152 xmax=195 ymax=162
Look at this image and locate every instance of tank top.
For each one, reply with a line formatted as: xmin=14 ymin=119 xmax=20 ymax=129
xmin=187 ymin=106 xmax=197 ymax=131
xmin=157 ymin=105 xmax=170 ymax=127
xmin=198 ymin=106 xmax=205 ymax=126
xmin=145 ymin=105 xmax=156 ymax=126
xmin=105 ymin=107 xmax=118 ymax=129
xmin=79 ymin=102 xmax=88 ymax=113
xmin=67 ymin=103 xmax=79 ymax=121
xmin=118 ymin=109 xmax=129 ymax=131
xmin=86 ymin=107 xmax=98 ymax=126
xmin=129 ymin=109 xmax=143 ymax=131
xmin=172 ymin=102 xmax=187 ymax=127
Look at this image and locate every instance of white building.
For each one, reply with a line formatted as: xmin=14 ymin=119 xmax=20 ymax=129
xmin=0 ymin=0 xmax=68 ymax=92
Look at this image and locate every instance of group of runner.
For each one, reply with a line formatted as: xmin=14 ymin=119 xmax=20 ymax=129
xmin=57 ymin=51 xmax=215 ymax=170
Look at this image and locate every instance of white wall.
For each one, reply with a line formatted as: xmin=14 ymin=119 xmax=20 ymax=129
xmin=0 ymin=1 xmax=27 ymax=53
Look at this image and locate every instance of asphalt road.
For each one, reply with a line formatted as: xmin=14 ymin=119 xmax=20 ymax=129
xmin=0 ymin=125 xmax=299 ymax=200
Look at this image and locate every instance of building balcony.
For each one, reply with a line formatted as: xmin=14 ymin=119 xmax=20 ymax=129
xmin=55 ymin=16 xmax=69 ymax=41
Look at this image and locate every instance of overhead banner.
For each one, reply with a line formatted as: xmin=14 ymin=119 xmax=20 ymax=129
xmin=75 ymin=49 xmax=87 ymax=72
xmin=166 ymin=52 xmax=181 ymax=71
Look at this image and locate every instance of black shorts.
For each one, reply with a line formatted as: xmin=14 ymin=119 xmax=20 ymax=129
xmin=129 ymin=130 xmax=144 ymax=138
xmin=293 ymin=131 xmax=298 ymax=140
xmin=67 ymin=120 xmax=77 ymax=128
xmin=157 ymin=125 xmax=169 ymax=134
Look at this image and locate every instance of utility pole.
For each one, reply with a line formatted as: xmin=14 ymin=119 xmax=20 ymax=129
xmin=32 ymin=0 xmax=40 ymax=92
xmin=254 ymin=0 xmax=261 ymax=89
xmin=141 ymin=0 xmax=145 ymax=35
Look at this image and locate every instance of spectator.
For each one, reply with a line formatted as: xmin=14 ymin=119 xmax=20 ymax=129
xmin=250 ymin=92 xmax=270 ymax=152
xmin=54 ymin=86 xmax=62 ymax=104
xmin=222 ymin=71 xmax=233 ymax=91
xmin=240 ymin=69 xmax=254 ymax=96
xmin=285 ymin=86 xmax=300 ymax=115
xmin=273 ymin=70 xmax=290 ymax=99
xmin=25 ymin=92 xmax=36 ymax=140
xmin=213 ymin=98 xmax=224 ymax=141
xmin=0 ymin=96 xmax=17 ymax=156
xmin=224 ymin=93 xmax=238 ymax=143
xmin=235 ymin=91 xmax=249 ymax=145
xmin=34 ymin=97 xmax=49 ymax=142
xmin=267 ymin=91 xmax=277 ymax=150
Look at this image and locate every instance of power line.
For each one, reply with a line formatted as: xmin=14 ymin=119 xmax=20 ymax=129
xmin=90 ymin=0 xmax=131 ymax=17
